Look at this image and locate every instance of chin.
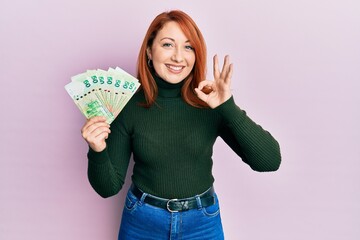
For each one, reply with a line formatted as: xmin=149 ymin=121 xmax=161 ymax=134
xmin=168 ymin=79 xmax=184 ymax=84
xmin=162 ymin=75 xmax=185 ymax=84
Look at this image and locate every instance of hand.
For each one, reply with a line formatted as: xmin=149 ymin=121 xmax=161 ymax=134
xmin=81 ymin=116 xmax=111 ymax=152
xmin=195 ymin=55 xmax=233 ymax=108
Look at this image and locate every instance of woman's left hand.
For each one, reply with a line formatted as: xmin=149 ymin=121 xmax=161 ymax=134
xmin=195 ymin=55 xmax=233 ymax=108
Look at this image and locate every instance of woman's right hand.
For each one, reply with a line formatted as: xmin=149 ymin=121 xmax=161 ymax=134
xmin=81 ymin=116 xmax=111 ymax=152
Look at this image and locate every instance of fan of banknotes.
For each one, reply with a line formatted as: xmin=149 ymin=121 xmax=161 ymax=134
xmin=65 ymin=67 xmax=140 ymax=124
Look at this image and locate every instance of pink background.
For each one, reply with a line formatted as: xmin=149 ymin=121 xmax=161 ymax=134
xmin=1 ymin=0 xmax=359 ymax=239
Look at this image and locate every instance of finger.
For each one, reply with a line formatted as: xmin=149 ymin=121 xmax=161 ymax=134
xmin=224 ymin=63 xmax=233 ymax=84
xmin=82 ymin=122 xmax=110 ymax=139
xmin=82 ymin=116 xmax=107 ymax=133
xmin=94 ymin=131 xmax=110 ymax=141
xmin=213 ymin=55 xmax=220 ymax=80
xmin=89 ymin=115 xmax=107 ymax=124
xmin=198 ymin=80 xmax=216 ymax=94
xmin=197 ymin=80 xmax=214 ymax=90
xmin=85 ymin=127 xmax=111 ymax=146
xmin=194 ymin=88 xmax=209 ymax=103
xmin=88 ymin=132 xmax=109 ymax=152
xmin=220 ymin=55 xmax=230 ymax=80
xmin=91 ymin=126 xmax=111 ymax=139
xmin=82 ymin=121 xmax=110 ymax=138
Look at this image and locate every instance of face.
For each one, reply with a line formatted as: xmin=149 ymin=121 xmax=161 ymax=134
xmin=147 ymin=21 xmax=195 ymax=84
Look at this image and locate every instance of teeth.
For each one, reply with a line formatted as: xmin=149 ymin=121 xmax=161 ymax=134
xmin=167 ymin=65 xmax=183 ymax=71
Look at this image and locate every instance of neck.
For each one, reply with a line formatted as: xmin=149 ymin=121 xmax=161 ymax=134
xmin=153 ymin=73 xmax=184 ymax=98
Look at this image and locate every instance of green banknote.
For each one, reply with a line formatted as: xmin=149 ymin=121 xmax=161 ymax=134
xmin=65 ymin=67 xmax=140 ymax=124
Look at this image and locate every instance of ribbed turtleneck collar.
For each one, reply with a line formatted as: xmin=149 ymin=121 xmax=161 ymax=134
xmin=153 ymin=73 xmax=184 ymax=98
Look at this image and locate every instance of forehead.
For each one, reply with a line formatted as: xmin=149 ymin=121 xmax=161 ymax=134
xmin=155 ymin=21 xmax=189 ymax=41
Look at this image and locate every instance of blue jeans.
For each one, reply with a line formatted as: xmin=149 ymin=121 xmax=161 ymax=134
xmin=118 ymin=187 xmax=224 ymax=240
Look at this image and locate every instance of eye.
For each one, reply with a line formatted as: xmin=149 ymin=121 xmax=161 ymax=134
xmin=162 ymin=43 xmax=173 ymax=48
xmin=185 ymin=45 xmax=194 ymax=51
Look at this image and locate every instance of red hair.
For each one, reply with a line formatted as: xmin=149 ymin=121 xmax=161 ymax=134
xmin=137 ymin=10 xmax=208 ymax=108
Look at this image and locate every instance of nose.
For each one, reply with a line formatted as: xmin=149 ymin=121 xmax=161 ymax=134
xmin=171 ymin=47 xmax=184 ymax=63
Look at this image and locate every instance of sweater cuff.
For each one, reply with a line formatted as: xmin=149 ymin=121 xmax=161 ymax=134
xmin=214 ymin=96 xmax=246 ymax=125
xmin=87 ymin=147 xmax=110 ymax=165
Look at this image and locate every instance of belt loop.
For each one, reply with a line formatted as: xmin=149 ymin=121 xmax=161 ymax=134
xmin=140 ymin=192 xmax=148 ymax=204
xmin=195 ymin=195 xmax=202 ymax=209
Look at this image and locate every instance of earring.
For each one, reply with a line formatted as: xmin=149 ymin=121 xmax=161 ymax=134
xmin=147 ymin=59 xmax=153 ymax=68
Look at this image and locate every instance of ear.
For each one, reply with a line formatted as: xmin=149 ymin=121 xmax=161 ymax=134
xmin=146 ymin=47 xmax=152 ymax=60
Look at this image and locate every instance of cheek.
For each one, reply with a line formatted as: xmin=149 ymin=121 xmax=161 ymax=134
xmin=188 ymin=60 xmax=195 ymax=71
xmin=187 ymin=53 xmax=196 ymax=67
xmin=151 ymin=52 xmax=165 ymax=71
xmin=152 ymin=48 xmax=168 ymax=62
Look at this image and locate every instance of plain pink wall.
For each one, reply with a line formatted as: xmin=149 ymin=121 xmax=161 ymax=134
xmin=1 ymin=0 xmax=359 ymax=239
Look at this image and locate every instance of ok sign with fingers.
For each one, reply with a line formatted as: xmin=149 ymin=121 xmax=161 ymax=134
xmin=195 ymin=55 xmax=233 ymax=108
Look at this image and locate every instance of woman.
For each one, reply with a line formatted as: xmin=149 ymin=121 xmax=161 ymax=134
xmin=81 ymin=10 xmax=281 ymax=239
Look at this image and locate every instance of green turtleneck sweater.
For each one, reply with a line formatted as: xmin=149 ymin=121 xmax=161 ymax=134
xmin=87 ymin=76 xmax=281 ymax=199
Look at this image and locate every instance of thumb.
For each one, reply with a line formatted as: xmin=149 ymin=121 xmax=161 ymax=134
xmin=194 ymin=88 xmax=208 ymax=103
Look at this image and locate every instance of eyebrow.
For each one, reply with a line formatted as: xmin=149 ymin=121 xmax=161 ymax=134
xmin=160 ymin=37 xmax=190 ymax=43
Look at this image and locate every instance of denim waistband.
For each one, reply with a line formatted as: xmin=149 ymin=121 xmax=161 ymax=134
xmin=130 ymin=184 xmax=215 ymax=212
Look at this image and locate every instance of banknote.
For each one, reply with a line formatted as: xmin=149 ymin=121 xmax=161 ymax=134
xmin=65 ymin=67 xmax=140 ymax=124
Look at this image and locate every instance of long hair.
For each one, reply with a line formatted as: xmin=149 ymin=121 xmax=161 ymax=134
xmin=137 ymin=10 xmax=208 ymax=108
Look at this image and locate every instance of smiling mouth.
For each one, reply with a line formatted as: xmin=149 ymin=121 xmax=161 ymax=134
xmin=166 ymin=64 xmax=184 ymax=72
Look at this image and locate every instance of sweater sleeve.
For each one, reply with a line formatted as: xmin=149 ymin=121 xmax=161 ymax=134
xmin=87 ymin=113 xmax=132 ymax=198
xmin=215 ymin=96 xmax=281 ymax=172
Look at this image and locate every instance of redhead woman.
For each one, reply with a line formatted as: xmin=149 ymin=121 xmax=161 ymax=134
xmin=81 ymin=10 xmax=281 ymax=240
